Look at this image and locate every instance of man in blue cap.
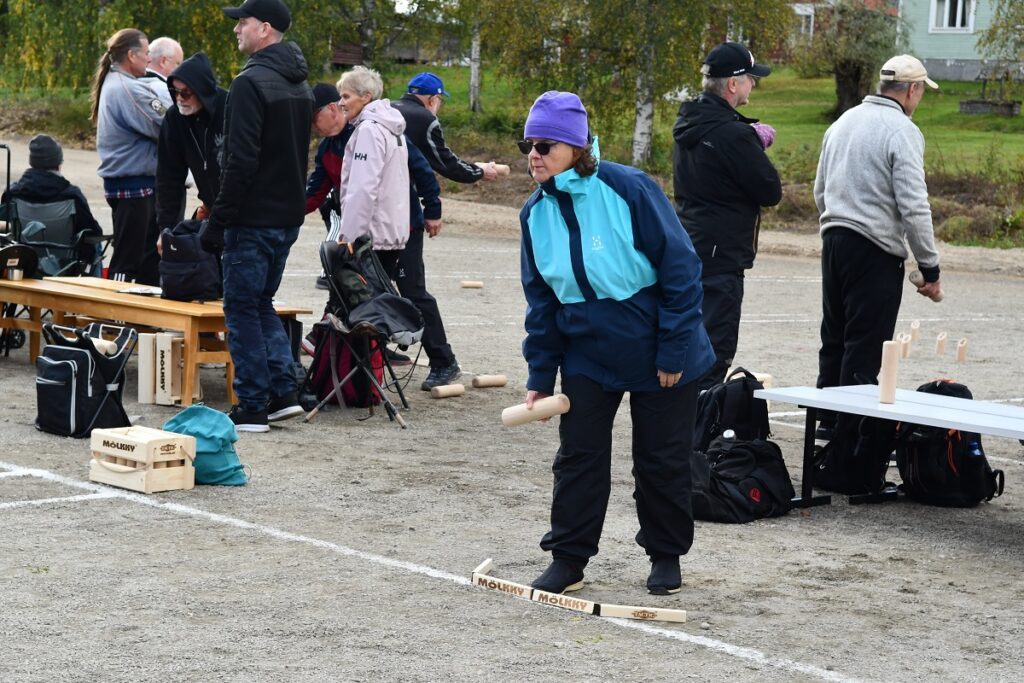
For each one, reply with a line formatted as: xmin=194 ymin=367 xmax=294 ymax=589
xmin=392 ymin=72 xmax=497 ymax=390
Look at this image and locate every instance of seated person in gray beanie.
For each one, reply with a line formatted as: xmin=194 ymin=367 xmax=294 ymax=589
xmin=517 ymin=91 xmax=713 ymax=596
xmin=1 ymin=135 xmax=103 ymax=271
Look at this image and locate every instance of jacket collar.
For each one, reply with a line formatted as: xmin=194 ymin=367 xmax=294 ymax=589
xmin=539 ymin=137 xmax=602 ymax=198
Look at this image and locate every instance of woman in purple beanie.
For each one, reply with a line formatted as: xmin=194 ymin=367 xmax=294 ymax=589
xmin=518 ymin=91 xmax=715 ymax=595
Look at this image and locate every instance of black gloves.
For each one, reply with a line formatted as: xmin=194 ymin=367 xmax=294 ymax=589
xmin=198 ymin=219 xmax=225 ymax=255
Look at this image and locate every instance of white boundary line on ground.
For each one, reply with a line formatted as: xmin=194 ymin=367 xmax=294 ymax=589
xmin=0 ymin=460 xmax=858 ymax=683
xmin=0 ymin=491 xmax=115 ymax=510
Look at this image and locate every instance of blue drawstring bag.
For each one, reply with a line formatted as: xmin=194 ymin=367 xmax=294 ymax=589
xmin=163 ymin=404 xmax=248 ymax=486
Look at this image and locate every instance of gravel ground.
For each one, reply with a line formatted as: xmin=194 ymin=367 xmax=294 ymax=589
xmin=1 ymin=136 xmax=1023 ymax=682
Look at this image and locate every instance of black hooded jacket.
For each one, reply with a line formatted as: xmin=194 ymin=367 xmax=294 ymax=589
xmin=209 ymin=41 xmax=313 ymax=231
xmin=1 ymin=168 xmax=101 ymax=253
xmin=672 ymin=92 xmax=781 ymax=276
xmin=156 ymin=52 xmax=227 ymax=229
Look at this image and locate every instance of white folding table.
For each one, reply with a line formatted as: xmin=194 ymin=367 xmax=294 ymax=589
xmin=753 ymin=385 xmax=1024 ymax=507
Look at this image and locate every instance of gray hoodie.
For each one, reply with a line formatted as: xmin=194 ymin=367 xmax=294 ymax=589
xmin=814 ymin=95 xmax=939 ymax=269
xmin=96 ymin=67 xmax=166 ymax=180
xmin=338 ymin=99 xmax=410 ymax=251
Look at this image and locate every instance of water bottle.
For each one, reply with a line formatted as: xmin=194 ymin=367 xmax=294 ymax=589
xmin=967 ymin=440 xmax=983 ymax=458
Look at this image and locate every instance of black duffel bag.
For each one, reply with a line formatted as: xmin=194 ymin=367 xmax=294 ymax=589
xmin=159 ymin=219 xmax=222 ymax=302
xmin=691 ymin=436 xmax=795 ymax=523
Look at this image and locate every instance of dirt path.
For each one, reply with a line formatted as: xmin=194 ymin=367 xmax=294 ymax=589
xmin=1 ymin=136 xmax=1023 ymax=682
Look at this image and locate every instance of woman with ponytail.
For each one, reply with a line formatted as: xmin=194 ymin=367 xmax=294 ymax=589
xmin=91 ymin=28 xmax=167 ymax=285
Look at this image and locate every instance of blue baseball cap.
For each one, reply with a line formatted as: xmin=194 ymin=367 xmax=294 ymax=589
xmin=407 ymin=72 xmax=449 ymax=98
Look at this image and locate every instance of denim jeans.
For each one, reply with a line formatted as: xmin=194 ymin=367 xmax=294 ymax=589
xmin=222 ymin=226 xmax=300 ymax=412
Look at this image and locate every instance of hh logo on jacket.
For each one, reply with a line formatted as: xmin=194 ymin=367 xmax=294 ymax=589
xmin=591 ymin=235 xmax=604 ymax=252
xmin=354 ymin=152 xmax=368 ymax=161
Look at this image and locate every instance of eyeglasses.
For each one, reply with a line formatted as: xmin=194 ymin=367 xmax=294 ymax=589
xmin=170 ymin=87 xmax=195 ymax=101
xmin=517 ymin=140 xmax=560 ymax=155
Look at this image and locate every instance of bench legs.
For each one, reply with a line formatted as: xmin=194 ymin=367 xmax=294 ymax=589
xmin=792 ymin=405 xmax=832 ymax=508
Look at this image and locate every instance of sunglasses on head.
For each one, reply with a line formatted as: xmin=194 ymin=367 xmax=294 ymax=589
xmin=517 ymin=140 xmax=560 ymax=155
xmin=170 ymin=87 xmax=195 ymax=101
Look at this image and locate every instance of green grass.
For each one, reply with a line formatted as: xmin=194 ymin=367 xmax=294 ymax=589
xmin=4 ymin=64 xmax=1022 ymax=245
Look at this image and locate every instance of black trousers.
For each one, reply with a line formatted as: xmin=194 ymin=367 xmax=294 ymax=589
xmin=540 ymin=374 xmax=698 ymax=563
xmin=697 ymin=271 xmax=744 ymax=391
xmin=396 ymin=228 xmax=455 ymax=368
xmin=106 ymin=195 xmax=160 ymax=285
xmin=817 ymin=228 xmax=904 ymax=426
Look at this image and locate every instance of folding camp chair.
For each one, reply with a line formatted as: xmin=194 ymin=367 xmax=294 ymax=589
xmin=303 ymin=237 xmax=424 ymax=428
xmin=11 ymin=198 xmax=109 ymax=277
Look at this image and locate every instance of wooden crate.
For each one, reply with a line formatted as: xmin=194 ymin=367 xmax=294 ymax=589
xmin=89 ymin=425 xmax=196 ymax=494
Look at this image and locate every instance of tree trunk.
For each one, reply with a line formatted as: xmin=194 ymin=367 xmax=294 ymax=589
xmin=631 ymin=40 xmax=655 ymax=165
xmin=469 ymin=19 xmax=482 ymax=113
xmin=360 ymin=0 xmax=377 ymax=65
xmin=832 ymin=60 xmax=869 ymax=119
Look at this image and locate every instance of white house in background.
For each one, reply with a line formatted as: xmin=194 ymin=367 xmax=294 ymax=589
xmin=898 ymin=0 xmax=996 ymax=80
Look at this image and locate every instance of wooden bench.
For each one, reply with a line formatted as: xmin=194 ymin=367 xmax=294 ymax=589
xmin=754 ymin=384 xmax=1024 ymax=508
xmin=0 ymin=276 xmax=310 ymax=406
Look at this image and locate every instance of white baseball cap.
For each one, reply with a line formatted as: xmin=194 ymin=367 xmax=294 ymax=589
xmin=880 ymin=55 xmax=939 ymax=90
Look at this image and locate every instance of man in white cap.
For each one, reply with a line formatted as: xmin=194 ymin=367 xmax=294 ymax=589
xmin=812 ymin=55 xmax=943 ymax=446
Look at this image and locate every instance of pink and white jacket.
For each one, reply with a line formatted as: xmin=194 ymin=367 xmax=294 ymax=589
xmin=337 ymin=98 xmax=411 ymax=251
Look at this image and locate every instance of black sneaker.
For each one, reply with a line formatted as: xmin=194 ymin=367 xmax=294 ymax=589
xmin=421 ymin=363 xmax=461 ymax=391
xmin=315 ymin=276 xmax=330 ymax=291
xmin=386 ymin=348 xmax=412 ymax=366
xmin=647 ymin=556 xmax=681 ymax=595
xmin=267 ymin=392 xmax=304 ymax=422
xmin=531 ymin=559 xmax=585 ymax=594
xmin=228 ymin=405 xmax=269 ymax=433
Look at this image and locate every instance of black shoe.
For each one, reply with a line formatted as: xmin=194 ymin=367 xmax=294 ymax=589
xmin=647 ymin=556 xmax=681 ymax=595
xmin=531 ymin=559 xmax=585 ymax=594
xmin=315 ymin=276 xmax=330 ymax=291
xmin=267 ymin=392 xmax=304 ymax=422
xmin=228 ymin=405 xmax=269 ymax=433
xmin=386 ymin=348 xmax=412 ymax=367
xmin=421 ymin=363 xmax=461 ymax=391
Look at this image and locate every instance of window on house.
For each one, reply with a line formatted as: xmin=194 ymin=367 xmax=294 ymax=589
xmin=932 ymin=0 xmax=974 ymax=31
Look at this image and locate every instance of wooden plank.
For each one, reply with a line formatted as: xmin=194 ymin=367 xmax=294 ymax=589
xmin=472 ymin=558 xmax=495 ymax=576
xmin=472 ymin=572 xmax=533 ymax=600
xmin=530 ymin=589 xmax=596 ymax=615
xmin=596 ymin=603 xmax=687 ymax=623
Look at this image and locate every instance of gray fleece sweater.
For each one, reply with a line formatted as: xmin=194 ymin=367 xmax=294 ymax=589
xmin=814 ymin=95 xmax=939 ymax=270
xmin=96 ymin=67 xmax=166 ymax=180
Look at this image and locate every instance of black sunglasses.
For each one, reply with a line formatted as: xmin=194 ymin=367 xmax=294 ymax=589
xmin=517 ymin=140 xmax=560 ymax=155
xmin=169 ymin=86 xmax=196 ymax=101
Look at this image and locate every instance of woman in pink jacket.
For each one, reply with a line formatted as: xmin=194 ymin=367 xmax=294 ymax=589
xmin=336 ymin=66 xmax=410 ymax=276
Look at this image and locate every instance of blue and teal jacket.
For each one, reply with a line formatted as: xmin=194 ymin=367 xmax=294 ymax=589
xmin=519 ymin=144 xmax=714 ymax=394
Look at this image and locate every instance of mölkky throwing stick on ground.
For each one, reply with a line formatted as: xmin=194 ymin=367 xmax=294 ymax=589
xmin=471 ymin=558 xmax=687 ymax=623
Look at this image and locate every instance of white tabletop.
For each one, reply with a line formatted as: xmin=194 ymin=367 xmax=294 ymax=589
xmin=755 ymin=385 xmax=1024 ymax=441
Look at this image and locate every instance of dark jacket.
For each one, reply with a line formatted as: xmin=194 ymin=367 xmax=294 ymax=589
xmin=305 ymin=124 xmax=353 ymax=215
xmin=1 ymin=168 xmax=101 ymax=256
xmin=407 ymin=138 xmax=441 ymax=230
xmin=672 ymin=93 xmax=781 ymax=276
xmin=156 ymin=52 xmax=227 ymax=229
xmin=209 ymin=41 xmax=313 ymax=231
xmin=392 ymin=93 xmax=482 ymax=183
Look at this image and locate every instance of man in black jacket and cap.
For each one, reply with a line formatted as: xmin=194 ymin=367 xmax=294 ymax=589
xmin=672 ymin=42 xmax=782 ymax=390
xmin=202 ymin=0 xmax=313 ymax=432
xmin=156 ymin=51 xmax=226 ymax=232
xmin=0 ymin=135 xmax=102 ymax=273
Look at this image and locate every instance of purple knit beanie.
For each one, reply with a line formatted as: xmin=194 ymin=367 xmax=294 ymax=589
xmin=524 ymin=91 xmax=589 ymax=148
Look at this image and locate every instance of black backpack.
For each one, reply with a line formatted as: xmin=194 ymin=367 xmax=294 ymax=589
xmin=159 ymin=219 xmax=222 ymax=302
xmin=694 ymin=367 xmax=770 ymax=452
xmin=812 ymin=415 xmax=900 ymax=495
xmin=691 ymin=437 xmax=795 ymax=523
xmin=895 ymin=380 xmax=1005 ymax=507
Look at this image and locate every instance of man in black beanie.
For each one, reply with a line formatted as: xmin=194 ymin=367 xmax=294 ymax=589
xmin=0 ymin=135 xmax=103 ymax=273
